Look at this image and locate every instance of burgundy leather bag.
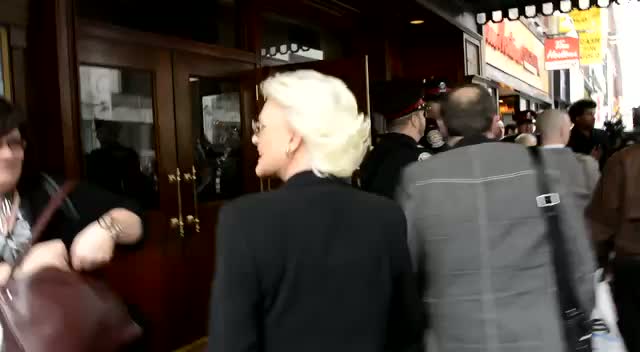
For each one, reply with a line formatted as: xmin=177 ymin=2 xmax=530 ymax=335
xmin=0 ymin=181 xmax=141 ymax=352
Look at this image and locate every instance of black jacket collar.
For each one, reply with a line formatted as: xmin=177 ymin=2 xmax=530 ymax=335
xmin=453 ymin=134 xmax=496 ymax=149
xmin=380 ymin=133 xmax=420 ymax=149
xmin=283 ymin=171 xmax=341 ymax=189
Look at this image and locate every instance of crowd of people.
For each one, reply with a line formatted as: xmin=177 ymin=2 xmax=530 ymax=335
xmin=209 ymin=71 xmax=639 ymax=352
xmin=0 ymin=68 xmax=636 ymax=351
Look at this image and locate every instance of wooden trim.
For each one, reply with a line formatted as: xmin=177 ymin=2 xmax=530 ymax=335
xmin=77 ymin=20 xmax=257 ymax=65
xmin=0 ymin=26 xmax=12 ymax=101
xmin=56 ymin=0 xmax=82 ymax=178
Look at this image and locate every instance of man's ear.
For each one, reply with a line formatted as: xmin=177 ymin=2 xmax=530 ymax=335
xmin=489 ymin=114 xmax=501 ymax=137
xmin=410 ymin=112 xmax=421 ymax=128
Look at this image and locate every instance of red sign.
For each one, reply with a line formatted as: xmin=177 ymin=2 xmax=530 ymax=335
xmin=485 ymin=22 xmax=540 ymax=76
xmin=544 ymin=37 xmax=580 ymax=71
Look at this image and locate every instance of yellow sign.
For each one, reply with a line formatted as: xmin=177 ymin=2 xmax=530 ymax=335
xmin=570 ymin=8 xmax=603 ymax=65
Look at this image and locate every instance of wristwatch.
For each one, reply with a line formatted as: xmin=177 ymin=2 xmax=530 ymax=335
xmin=97 ymin=214 xmax=123 ymax=242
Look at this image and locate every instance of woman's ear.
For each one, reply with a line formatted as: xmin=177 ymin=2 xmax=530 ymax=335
xmin=288 ymin=133 xmax=303 ymax=155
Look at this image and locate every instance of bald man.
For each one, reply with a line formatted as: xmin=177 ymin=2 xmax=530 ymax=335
xmin=536 ymin=109 xmax=572 ymax=148
xmin=537 ymin=109 xmax=600 ymax=197
xmin=397 ymin=86 xmax=595 ymax=352
xmin=514 ymin=133 xmax=537 ymax=147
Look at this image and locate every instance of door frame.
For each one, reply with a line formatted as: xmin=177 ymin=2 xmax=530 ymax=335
xmin=75 ymin=33 xmax=180 ymax=239
xmin=75 ymin=30 xmax=185 ymax=351
xmin=172 ymin=50 xmax=259 ymax=208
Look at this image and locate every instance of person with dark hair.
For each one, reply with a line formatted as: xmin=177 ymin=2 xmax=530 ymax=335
xmin=397 ymin=84 xmax=596 ymax=351
xmin=359 ymin=80 xmax=431 ymax=199
xmin=501 ymin=110 xmax=539 ymax=144
xmin=0 ymin=97 xmax=144 ymax=284
xmin=567 ymin=99 xmax=609 ymax=168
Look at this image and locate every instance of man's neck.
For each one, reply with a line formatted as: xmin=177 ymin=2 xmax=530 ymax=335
xmin=390 ymin=128 xmax=420 ymax=142
xmin=542 ymin=137 xmax=565 ymax=146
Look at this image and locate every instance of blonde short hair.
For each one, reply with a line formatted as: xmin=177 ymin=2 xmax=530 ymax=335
xmin=515 ymin=133 xmax=538 ymax=147
xmin=261 ymin=70 xmax=371 ymax=177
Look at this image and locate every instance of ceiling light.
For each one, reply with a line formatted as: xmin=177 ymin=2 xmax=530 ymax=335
xmin=410 ymin=20 xmax=424 ymax=24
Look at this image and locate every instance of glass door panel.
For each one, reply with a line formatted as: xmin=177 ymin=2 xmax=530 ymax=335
xmin=79 ymin=65 xmax=159 ymax=209
xmin=190 ymin=78 xmax=244 ymax=202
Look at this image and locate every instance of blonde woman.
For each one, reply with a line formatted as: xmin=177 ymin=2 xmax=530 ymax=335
xmin=208 ymin=70 xmax=424 ymax=352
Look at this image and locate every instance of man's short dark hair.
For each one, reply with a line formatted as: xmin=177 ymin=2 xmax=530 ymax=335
xmin=0 ymin=97 xmax=26 ymax=137
xmin=568 ymin=99 xmax=597 ymax=123
xmin=441 ymin=84 xmax=496 ymax=137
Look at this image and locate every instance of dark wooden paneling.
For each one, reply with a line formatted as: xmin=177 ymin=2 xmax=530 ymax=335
xmin=26 ymin=0 xmax=79 ymax=177
xmin=0 ymin=0 xmax=29 ymax=26
xmin=78 ymin=21 xmax=257 ymax=65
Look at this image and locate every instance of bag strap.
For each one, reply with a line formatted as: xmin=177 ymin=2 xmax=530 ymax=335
xmin=41 ymin=173 xmax=80 ymax=221
xmin=527 ymin=148 xmax=585 ymax=319
xmin=10 ymin=180 xmax=78 ymax=275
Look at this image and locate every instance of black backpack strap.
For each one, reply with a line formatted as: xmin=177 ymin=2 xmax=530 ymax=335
xmin=527 ymin=147 xmax=593 ymax=351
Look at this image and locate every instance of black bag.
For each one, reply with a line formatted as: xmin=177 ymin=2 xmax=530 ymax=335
xmin=528 ymin=147 xmax=599 ymax=352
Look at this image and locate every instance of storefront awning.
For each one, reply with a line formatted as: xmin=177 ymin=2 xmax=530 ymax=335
xmin=474 ymin=0 xmax=631 ymax=24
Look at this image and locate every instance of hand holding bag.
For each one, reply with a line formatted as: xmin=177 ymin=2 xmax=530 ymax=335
xmin=0 ymin=180 xmax=141 ymax=352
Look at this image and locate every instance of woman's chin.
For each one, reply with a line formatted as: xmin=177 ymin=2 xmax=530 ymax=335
xmin=255 ymin=165 xmax=270 ymax=178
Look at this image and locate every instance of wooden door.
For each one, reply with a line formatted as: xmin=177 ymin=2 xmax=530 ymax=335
xmin=171 ymin=50 xmax=258 ymax=347
xmin=258 ymin=56 xmax=371 ymax=190
xmin=76 ymin=35 xmax=180 ymax=351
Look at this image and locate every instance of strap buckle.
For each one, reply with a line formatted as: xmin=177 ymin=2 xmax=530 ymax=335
xmin=536 ymin=193 xmax=560 ymax=207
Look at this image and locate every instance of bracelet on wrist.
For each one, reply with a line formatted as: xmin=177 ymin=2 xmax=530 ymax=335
xmin=97 ymin=214 xmax=123 ymax=242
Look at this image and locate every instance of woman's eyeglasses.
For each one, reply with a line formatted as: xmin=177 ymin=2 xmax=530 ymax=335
xmin=0 ymin=137 xmax=26 ymax=152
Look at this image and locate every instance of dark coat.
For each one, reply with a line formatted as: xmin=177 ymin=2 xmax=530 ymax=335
xmin=567 ymin=128 xmax=610 ymax=169
xmin=208 ymin=171 xmax=424 ymax=352
xmin=360 ymin=133 xmax=429 ymax=199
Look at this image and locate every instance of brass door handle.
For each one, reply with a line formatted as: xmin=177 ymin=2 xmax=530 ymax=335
xmin=183 ymin=166 xmax=200 ymax=233
xmin=168 ymin=168 xmax=185 ymax=237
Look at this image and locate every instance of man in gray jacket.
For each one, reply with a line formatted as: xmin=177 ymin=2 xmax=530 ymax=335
xmin=397 ymin=84 xmax=596 ymax=352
